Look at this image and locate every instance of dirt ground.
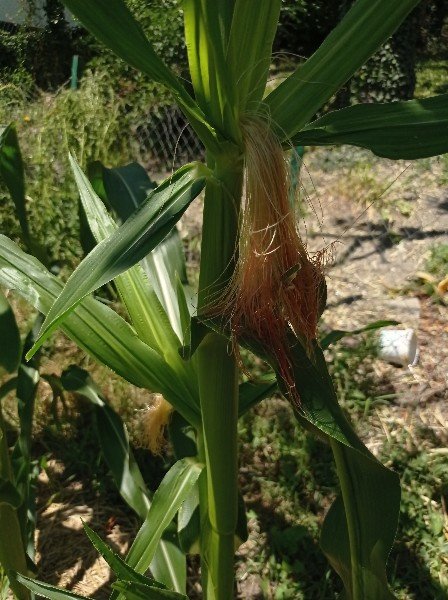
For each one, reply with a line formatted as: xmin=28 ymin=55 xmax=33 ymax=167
xmin=32 ymin=148 xmax=447 ymax=598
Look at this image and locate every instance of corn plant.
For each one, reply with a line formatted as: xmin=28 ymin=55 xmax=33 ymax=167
xmin=1 ymin=1 xmax=448 ymax=599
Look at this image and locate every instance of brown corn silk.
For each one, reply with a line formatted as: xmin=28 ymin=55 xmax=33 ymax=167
xmin=211 ymin=117 xmax=325 ymax=405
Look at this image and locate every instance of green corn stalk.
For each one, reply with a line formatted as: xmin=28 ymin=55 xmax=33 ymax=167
xmin=1 ymin=1 xmax=448 ymax=599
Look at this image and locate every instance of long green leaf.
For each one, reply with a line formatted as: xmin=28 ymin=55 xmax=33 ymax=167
xmin=293 ymin=94 xmax=448 ymax=159
xmin=265 ymin=0 xmax=420 ymax=140
xmin=126 ymin=459 xmax=203 ymax=575
xmin=92 ymin=160 xmax=192 ymax=343
xmin=113 ymin=580 xmax=188 ymax=600
xmin=0 ymin=289 xmax=21 ymax=374
xmin=0 ymin=124 xmax=29 ymax=246
xmin=0 ymin=426 xmax=29 ymax=600
xmin=27 ymin=164 xmax=208 ymax=359
xmin=76 ymin=157 xmax=199 ymax=403
xmin=12 ymin=574 xmax=91 ymax=600
xmin=0 ymin=237 xmax=200 ymax=425
xmin=61 ymin=0 xmax=218 ymax=153
xmin=238 ymin=377 xmax=277 ymax=417
xmin=0 ymin=124 xmax=46 ymax=263
xmin=228 ymin=0 xmax=281 ymax=110
xmin=320 ymin=320 xmax=399 ymax=350
xmin=82 ymin=523 xmax=165 ymax=589
xmin=76 ymin=157 xmax=198 ymax=403
xmin=271 ymin=338 xmax=400 ymax=599
xmin=11 ymin=318 xmax=42 ymax=561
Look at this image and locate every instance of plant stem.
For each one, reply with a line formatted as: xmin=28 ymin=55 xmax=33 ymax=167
xmin=330 ymin=439 xmax=362 ymax=600
xmin=196 ymin=153 xmax=243 ymax=600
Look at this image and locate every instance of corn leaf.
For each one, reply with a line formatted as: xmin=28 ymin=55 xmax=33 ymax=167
xmin=320 ymin=320 xmax=399 ymax=350
xmin=27 ymin=164 xmax=208 ymax=360
xmin=76 ymin=157 xmax=195 ymax=387
xmin=61 ymin=0 xmax=218 ymax=153
xmin=272 ymin=338 xmax=400 ymax=599
xmin=0 ymin=237 xmax=200 ymax=425
xmin=12 ymin=574 xmax=91 ymax=600
xmin=0 ymin=125 xmax=47 ymax=264
xmin=125 ymin=459 xmax=203 ymax=576
xmin=92 ymin=160 xmax=192 ymax=343
xmin=64 ymin=370 xmax=187 ymax=592
xmin=0 ymin=289 xmax=21 ymax=374
xmin=265 ymin=0 xmax=421 ymax=140
xmin=113 ymin=580 xmax=188 ymax=600
xmin=228 ymin=0 xmax=281 ymax=110
xmin=293 ymin=94 xmax=448 ymax=159
xmin=82 ymin=523 xmax=166 ymax=589
xmin=0 ymin=415 xmax=30 ymax=600
xmin=238 ymin=378 xmax=277 ymax=417
xmin=11 ymin=318 xmax=42 ymax=561
xmin=183 ymin=0 xmax=219 ymax=124
xmin=0 ymin=125 xmax=29 ymax=247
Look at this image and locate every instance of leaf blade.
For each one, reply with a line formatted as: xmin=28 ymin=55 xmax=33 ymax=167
xmin=293 ymin=94 xmax=448 ymax=159
xmin=27 ymin=164 xmax=208 ymax=359
xmin=126 ymin=459 xmax=203 ymax=575
xmin=265 ymin=0 xmax=420 ymax=140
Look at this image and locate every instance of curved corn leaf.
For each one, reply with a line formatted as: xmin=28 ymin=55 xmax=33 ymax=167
xmin=320 ymin=319 xmax=399 ymax=350
xmin=0 ymin=289 xmax=21 ymax=374
xmin=265 ymin=0 xmax=420 ymax=140
xmin=271 ymin=338 xmax=400 ymax=599
xmin=27 ymin=164 xmax=208 ymax=360
xmin=82 ymin=523 xmax=166 ymax=589
xmin=113 ymin=580 xmax=188 ymax=600
xmin=91 ymin=159 xmax=193 ymax=343
xmin=75 ymin=157 xmax=198 ymax=403
xmin=62 ymin=0 xmax=218 ymax=153
xmin=228 ymin=0 xmax=281 ymax=110
xmin=0 ymin=237 xmax=200 ymax=425
xmin=126 ymin=459 xmax=203 ymax=576
xmin=293 ymin=94 xmax=448 ymax=159
xmin=12 ymin=573 xmax=91 ymax=600
xmin=238 ymin=377 xmax=277 ymax=417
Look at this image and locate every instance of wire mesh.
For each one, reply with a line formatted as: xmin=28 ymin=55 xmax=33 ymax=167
xmin=133 ymin=103 xmax=205 ymax=169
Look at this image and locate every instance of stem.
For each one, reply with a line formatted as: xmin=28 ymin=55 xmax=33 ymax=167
xmin=196 ymin=153 xmax=243 ymax=600
xmin=330 ymin=439 xmax=362 ymax=600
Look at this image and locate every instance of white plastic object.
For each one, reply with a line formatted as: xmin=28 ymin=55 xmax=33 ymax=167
xmin=378 ymin=328 xmax=418 ymax=367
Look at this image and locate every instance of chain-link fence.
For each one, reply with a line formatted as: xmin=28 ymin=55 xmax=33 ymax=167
xmin=133 ymin=103 xmax=205 ymax=169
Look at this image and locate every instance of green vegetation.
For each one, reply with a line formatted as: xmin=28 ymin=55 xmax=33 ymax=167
xmin=0 ymin=1 xmax=447 ymax=599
